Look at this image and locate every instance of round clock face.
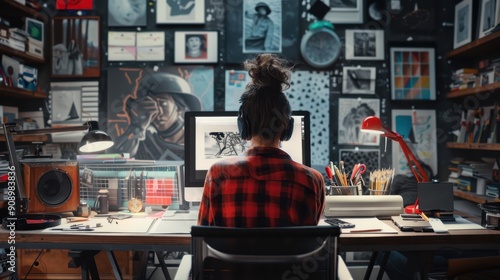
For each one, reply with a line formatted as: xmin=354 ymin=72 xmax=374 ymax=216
xmin=300 ymin=28 xmax=341 ymax=69
xmin=128 ymin=198 xmax=143 ymax=213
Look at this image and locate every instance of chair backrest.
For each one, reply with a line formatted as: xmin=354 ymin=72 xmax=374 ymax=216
xmin=190 ymin=225 xmax=341 ymax=280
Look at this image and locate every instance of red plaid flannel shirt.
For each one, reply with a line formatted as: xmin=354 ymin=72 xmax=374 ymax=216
xmin=197 ymin=147 xmax=325 ymax=227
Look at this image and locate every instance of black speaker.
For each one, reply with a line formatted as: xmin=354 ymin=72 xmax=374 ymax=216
xmin=22 ymin=161 xmax=80 ymax=214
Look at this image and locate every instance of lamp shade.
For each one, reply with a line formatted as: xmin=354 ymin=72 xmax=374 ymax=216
xmin=78 ymin=121 xmax=114 ymax=153
xmin=361 ymin=116 xmax=384 ymax=134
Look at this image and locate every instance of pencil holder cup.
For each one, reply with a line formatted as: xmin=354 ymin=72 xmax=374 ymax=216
xmin=329 ymin=186 xmax=358 ymax=195
xmin=93 ymin=189 xmax=109 ymax=214
xmin=369 ymin=189 xmax=390 ymax=195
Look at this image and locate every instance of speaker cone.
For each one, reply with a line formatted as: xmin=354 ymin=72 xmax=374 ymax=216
xmin=37 ymin=170 xmax=72 ymax=206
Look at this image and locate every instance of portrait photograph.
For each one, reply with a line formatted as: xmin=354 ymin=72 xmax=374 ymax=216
xmin=108 ymin=0 xmax=147 ymax=27
xmin=174 ymin=31 xmax=218 ymax=63
xmin=243 ymin=0 xmax=282 ymax=54
xmin=156 ymin=0 xmax=205 ymax=24
xmin=454 ymin=0 xmax=473 ymax=49
xmin=342 ymin=66 xmax=376 ymax=94
xmin=345 ymin=30 xmax=384 ymax=60
xmin=51 ymin=16 xmax=100 ymax=78
xmin=321 ymin=0 xmax=363 ymax=23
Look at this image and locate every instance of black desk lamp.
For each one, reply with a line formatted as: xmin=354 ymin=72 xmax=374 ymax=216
xmin=2 ymin=121 xmax=114 ymax=214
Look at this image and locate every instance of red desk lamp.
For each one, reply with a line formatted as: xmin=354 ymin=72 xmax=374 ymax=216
xmin=361 ymin=116 xmax=429 ymax=214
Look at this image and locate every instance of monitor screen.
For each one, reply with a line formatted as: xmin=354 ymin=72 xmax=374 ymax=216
xmin=417 ymin=182 xmax=454 ymax=212
xmin=183 ymin=111 xmax=311 ymax=202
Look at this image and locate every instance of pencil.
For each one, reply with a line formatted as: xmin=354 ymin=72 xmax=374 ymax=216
xmin=420 ymin=212 xmax=430 ymax=222
xmin=349 ymin=229 xmax=382 ymax=233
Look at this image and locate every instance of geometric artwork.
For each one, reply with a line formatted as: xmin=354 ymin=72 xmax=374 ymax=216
xmin=390 ymin=47 xmax=436 ymax=100
xmin=288 ymin=71 xmax=330 ymax=167
xmin=338 ymin=98 xmax=380 ymax=146
xmin=391 ymin=109 xmax=437 ymax=177
xmin=50 ymin=81 xmax=99 ymax=125
xmin=106 ymin=66 xmax=214 ymax=160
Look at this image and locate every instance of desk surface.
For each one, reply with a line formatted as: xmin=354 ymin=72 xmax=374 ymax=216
xmin=1 ymin=215 xmax=500 ymax=253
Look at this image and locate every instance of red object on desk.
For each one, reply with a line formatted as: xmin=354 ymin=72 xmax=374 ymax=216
xmin=361 ymin=116 xmax=429 ymax=214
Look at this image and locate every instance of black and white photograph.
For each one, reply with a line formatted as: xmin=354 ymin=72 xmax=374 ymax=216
xmin=454 ymin=0 xmax=473 ymax=49
xmin=322 ymin=0 xmax=363 ymax=23
xmin=345 ymin=30 xmax=384 ymax=60
xmin=478 ymin=0 xmax=498 ymax=38
xmin=338 ymin=98 xmax=380 ymax=145
xmin=243 ymin=0 xmax=282 ymax=53
xmin=50 ymin=81 xmax=99 ymax=126
xmin=108 ymin=0 xmax=147 ymax=27
xmin=342 ymin=66 xmax=376 ymax=94
xmin=51 ymin=16 xmax=100 ymax=77
xmin=80 ymin=167 xmax=94 ymax=188
xmin=175 ymin=31 xmax=218 ymax=63
xmin=156 ymin=0 xmax=204 ymax=24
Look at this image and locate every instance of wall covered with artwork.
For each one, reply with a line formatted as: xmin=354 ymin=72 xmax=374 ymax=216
xmin=40 ymin=0 xmax=463 ymax=182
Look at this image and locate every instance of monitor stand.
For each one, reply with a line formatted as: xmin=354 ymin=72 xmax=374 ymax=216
xmin=429 ymin=211 xmax=456 ymax=222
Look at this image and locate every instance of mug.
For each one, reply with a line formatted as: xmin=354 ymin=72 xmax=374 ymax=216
xmin=93 ymin=189 xmax=109 ymax=214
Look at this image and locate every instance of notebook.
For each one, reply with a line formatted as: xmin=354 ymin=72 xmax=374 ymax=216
xmin=391 ymin=215 xmax=433 ymax=232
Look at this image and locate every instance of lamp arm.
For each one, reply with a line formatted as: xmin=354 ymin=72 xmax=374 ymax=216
xmin=395 ymin=136 xmax=429 ymax=183
xmin=3 ymin=124 xmax=28 ymax=214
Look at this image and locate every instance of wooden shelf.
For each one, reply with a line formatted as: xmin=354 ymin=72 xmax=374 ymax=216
xmin=453 ymin=189 xmax=498 ymax=204
xmin=0 ymin=85 xmax=48 ymax=99
xmin=447 ymin=142 xmax=500 ymax=151
xmin=0 ymin=44 xmax=45 ymax=64
xmin=2 ymin=0 xmax=41 ymax=17
xmin=446 ymin=31 xmax=500 ymax=60
xmin=0 ymin=134 xmax=49 ymax=142
xmin=446 ymin=82 xmax=500 ymax=98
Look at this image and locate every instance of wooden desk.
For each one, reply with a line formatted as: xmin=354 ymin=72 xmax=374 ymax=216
xmin=1 ymin=218 xmax=500 ymax=279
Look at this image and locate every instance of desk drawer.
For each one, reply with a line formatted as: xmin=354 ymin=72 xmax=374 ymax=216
xmin=18 ymin=249 xmax=134 ymax=279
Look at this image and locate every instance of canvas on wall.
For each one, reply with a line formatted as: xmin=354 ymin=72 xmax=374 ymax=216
xmin=391 ymin=109 xmax=437 ymax=177
xmin=156 ymin=0 xmax=205 ymax=24
xmin=338 ymin=98 xmax=380 ymax=146
xmin=106 ymin=66 xmax=214 ymax=161
xmin=390 ymin=47 xmax=436 ymax=100
xmin=225 ymin=70 xmax=251 ymax=111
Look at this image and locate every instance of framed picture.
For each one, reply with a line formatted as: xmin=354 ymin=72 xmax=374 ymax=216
xmin=342 ymin=66 xmax=376 ymax=94
xmin=225 ymin=0 xmax=299 ymax=63
xmin=321 ymin=0 xmax=364 ymax=24
xmin=386 ymin=0 xmax=436 ymax=31
xmin=478 ymin=0 xmax=499 ymax=38
xmin=174 ymin=31 xmax=218 ymax=63
xmin=338 ymin=98 xmax=380 ymax=146
xmin=156 ymin=0 xmax=205 ymax=24
xmin=345 ymin=30 xmax=384 ymax=60
xmin=51 ymin=16 xmax=100 ymax=78
xmin=454 ymin=0 xmax=473 ymax=49
xmin=243 ymin=0 xmax=282 ymax=54
xmin=390 ymin=47 xmax=436 ymax=100
xmin=56 ymin=0 xmax=93 ymax=10
xmin=108 ymin=0 xmax=147 ymax=27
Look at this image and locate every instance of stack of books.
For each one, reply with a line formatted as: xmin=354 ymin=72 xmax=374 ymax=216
xmin=450 ymin=68 xmax=478 ymax=91
xmin=456 ymin=105 xmax=500 ymax=144
xmin=456 ymin=161 xmax=494 ymax=192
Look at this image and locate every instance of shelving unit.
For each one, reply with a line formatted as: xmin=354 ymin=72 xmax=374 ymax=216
xmin=0 ymin=84 xmax=48 ymax=99
xmin=453 ymin=189 xmax=498 ymax=204
xmin=446 ymin=31 xmax=500 ymax=205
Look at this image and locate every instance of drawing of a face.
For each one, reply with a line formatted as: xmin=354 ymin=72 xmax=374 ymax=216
xmin=186 ymin=36 xmax=202 ymax=51
xmin=152 ymin=94 xmax=179 ymax=131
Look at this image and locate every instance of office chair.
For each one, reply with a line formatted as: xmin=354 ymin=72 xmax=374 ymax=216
xmin=175 ymin=225 xmax=344 ymax=280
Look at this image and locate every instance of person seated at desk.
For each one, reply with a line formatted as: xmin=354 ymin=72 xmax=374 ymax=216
xmin=197 ymin=53 xmax=325 ymax=227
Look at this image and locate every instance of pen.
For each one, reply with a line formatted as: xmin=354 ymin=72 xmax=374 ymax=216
xmin=349 ymin=229 xmax=382 ymax=233
xmin=50 ymin=228 xmax=95 ymax=231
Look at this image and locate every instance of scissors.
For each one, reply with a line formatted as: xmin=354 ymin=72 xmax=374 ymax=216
xmin=350 ymin=163 xmax=367 ymax=181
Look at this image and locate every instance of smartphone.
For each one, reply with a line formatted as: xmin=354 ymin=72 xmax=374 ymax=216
xmin=324 ymin=218 xmax=356 ymax=228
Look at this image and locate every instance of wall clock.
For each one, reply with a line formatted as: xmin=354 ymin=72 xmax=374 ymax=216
xmin=300 ymin=21 xmax=341 ymax=69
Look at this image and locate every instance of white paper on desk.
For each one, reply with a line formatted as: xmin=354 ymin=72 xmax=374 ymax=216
xmin=136 ymin=32 xmax=165 ymax=47
xmin=161 ymin=210 xmax=199 ymax=221
xmin=44 ymin=217 xmax=155 ymax=233
xmin=108 ymin=47 xmax=136 ymax=61
xmin=320 ymin=217 xmax=398 ymax=234
xmin=136 ymin=47 xmax=164 ymax=61
xmin=150 ymin=219 xmax=196 ymax=234
xmin=443 ymin=216 xmax=486 ymax=230
xmin=108 ymin=31 xmax=136 ymax=46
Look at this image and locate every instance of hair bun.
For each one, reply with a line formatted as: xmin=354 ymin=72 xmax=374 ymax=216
xmin=244 ymin=54 xmax=292 ymax=91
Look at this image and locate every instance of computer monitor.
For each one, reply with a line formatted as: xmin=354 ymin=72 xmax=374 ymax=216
xmin=417 ymin=182 xmax=454 ymax=213
xmin=183 ymin=110 xmax=311 ymax=202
